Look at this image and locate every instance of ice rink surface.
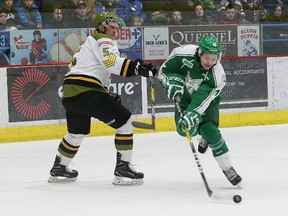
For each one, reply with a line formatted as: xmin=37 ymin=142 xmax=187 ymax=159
xmin=1 ymin=124 xmax=288 ymax=216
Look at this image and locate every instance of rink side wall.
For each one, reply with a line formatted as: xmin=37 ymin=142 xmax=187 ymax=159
xmin=1 ymin=25 xmax=288 ymax=143
xmin=1 ymin=56 xmax=288 ymax=143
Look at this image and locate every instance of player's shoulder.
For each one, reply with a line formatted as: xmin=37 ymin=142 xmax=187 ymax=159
xmin=213 ymin=61 xmax=225 ymax=73
xmin=89 ymin=33 xmax=115 ymax=47
xmin=172 ymin=44 xmax=198 ymax=56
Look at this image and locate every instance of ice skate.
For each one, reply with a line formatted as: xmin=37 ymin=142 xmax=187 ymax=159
xmin=48 ymin=155 xmax=78 ymax=183
xmin=223 ymin=167 xmax=242 ymax=186
xmin=198 ymin=137 xmax=208 ymax=154
xmin=112 ymin=152 xmax=144 ymax=185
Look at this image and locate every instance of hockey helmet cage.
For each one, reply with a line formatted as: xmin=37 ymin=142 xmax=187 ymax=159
xmin=94 ymin=12 xmax=121 ymax=29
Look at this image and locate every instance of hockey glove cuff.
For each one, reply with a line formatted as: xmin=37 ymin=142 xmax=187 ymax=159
xmin=163 ymin=74 xmax=185 ymax=101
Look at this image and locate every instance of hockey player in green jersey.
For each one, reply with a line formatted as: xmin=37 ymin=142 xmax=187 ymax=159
xmin=48 ymin=12 xmax=157 ymax=185
xmin=158 ymin=36 xmax=242 ymax=186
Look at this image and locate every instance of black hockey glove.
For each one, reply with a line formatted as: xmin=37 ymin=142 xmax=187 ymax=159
xmin=128 ymin=59 xmax=157 ymax=77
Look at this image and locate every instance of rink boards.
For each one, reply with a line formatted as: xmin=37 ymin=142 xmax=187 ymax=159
xmin=0 ymin=56 xmax=288 ymax=143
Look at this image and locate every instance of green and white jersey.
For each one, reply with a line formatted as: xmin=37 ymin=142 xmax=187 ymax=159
xmin=158 ymin=44 xmax=226 ymax=115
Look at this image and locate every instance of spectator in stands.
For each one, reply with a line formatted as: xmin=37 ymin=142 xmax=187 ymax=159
xmin=190 ymin=0 xmax=217 ymax=11
xmin=18 ymin=0 xmax=43 ymax=29
xmin=69 ymin=0 xmax=94 ymax=28
xmin=85 ymin=0 xmax=96 ymax=20
xmin=261 ymin=0 xmax=280 ymax=15
xmin=260 ymin=4 xmax=288 ymax=22
xmin=0 ymin=7 xmax=17 ymax=29
xmin=100 ymin=0 xmax=127 ymax=27
xmin=149 ymin=10 xmax=170 ymax=25
xmin=218 ymin=0 xmax=245 ymax=20
xmin=188 ymin=2 xmax=215 ymax=25
xmin=218 ymin=0 xmax=243 ymax=11
xmin=130 ymin=15 xmax=144 ymax=26
xmin=240 ymin=0 xmax=261 ymax=23
xmin=44 ymin=4 xmax=70 ymax=29
xmin=261 ymin=4 xmax=288 ymax=54
xmin=116 ymin=0 xmax=146 ymax=23
xmin=101 ymin=0 xmax=117 ymax=13
xmin=62 ymin=0 xmax=79 ymax=19
xmin=216 ymin=2 xmax=249 ymax=24
xmin=9 ymin=0 xmax=21 ymax=9
xmin=169 ymin=10 xmax=183 ymax=25
xmin=2 ymin=0 xmax=22 ymax=29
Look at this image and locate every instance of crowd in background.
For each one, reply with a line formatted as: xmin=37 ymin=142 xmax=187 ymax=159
xmin=0 ymin=0 xmax=288 ymax=65
xmin=1 ymin=0 xmax=288 ymax=31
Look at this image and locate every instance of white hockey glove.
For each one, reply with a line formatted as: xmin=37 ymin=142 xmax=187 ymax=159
xmin=163 ymin=74 xmax=185 ymax=101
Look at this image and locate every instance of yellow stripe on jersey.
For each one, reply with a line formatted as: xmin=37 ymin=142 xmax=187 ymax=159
xmin=103 ymin=53 xmax=117 ymax=67
xmin=64 ymin=76 xmax=107 ymax=91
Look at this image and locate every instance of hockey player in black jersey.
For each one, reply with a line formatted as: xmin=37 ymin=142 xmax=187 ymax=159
xmin=48 ymin=12 xmax=157 ymax=185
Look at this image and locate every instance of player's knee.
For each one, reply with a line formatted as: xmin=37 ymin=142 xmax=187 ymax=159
xmin=116 ymin=116 xmax=133 ymax=134
xmin=199 ymin=121 xmax=222 ymax=144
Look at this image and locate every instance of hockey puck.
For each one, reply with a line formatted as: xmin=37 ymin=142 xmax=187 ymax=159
xmin=233 ymin=195 xmax=242 ymax=203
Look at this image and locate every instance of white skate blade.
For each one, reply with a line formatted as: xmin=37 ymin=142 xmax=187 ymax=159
xmin=47 ymin=175 xmax=77 ymax=183
xmin=112 ymin=176 xmax=143 ymax=186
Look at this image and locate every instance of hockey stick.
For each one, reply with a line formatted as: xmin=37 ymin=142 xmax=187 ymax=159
xmin=132 ymin=72 xmax=155 ymax=130
xmin=175 ymin=95 xmax=240 ymax=202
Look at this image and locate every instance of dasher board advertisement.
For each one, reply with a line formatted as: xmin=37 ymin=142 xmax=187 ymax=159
xmin=7 ymin=66 xmax=143 ymax=123
xmin=143 ymin=27 xmax=169 ymax=61
xmin=237 ymin=26 xmax=260 ymax=56
xmin=168 ymin=25 xmax=238 ymax=57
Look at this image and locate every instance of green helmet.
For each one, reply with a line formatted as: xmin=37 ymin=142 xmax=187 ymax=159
xmin=94 ymin=12 xmax=121 ymax=29
xmin=198 ymin=36 xmax=221 ymax=55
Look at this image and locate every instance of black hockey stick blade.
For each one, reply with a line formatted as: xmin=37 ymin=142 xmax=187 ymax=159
xmin=132 ymin=73 xmax=156 ymax=130
xmin=132 ymin=121 xmax=155 ymax=130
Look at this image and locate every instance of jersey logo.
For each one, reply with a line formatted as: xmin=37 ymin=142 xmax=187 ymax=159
xmin=181 ymin=58 xmax=194 ymax=69
xmin=202 ymin=71 xmax=210 ymax=81
xmin=185 ymin=72 xmax=203 ymax=94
